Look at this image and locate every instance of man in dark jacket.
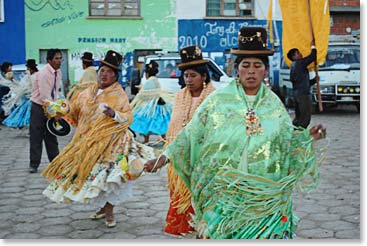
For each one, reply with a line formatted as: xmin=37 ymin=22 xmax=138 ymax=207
xmin=287 ymin=43 xmax=318 ymax=128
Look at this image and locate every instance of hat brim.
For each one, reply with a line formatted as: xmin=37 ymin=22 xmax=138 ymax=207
xmin=100 ymin=60 xmax=121 ymax=71
xmin=230 ymin=48 xmax=275 ymax=56
xmin=26 ymin=63 xmax=37 ymax=68
xmin=47 ymin=118 xmax=71 ymax=137
xmin=82 ymin=58 xmax=94 ymax=62
xmin=177 ymin=59 xmax=209 ymax=70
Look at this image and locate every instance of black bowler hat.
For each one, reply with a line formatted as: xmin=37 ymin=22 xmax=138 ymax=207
xmin=100 ymin=50 xmax=123 ymax=71
xmin=26 ymin=59 xmax=37 ymax=69
xmin=81 ymin=52 xmax=94 ymax=62
xmin=46 ymin=118 xmax=71 ymax=137
xmin=177 ymin=45 xmax=208 ymax=70
xmin=231 ymin=27 xmax=274 ymax=56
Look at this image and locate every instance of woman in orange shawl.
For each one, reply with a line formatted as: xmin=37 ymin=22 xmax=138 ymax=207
xmin=164 ymin=46 xmax=216 ymax=235
xmin=41 ymin=50 xmax=155 ymax=228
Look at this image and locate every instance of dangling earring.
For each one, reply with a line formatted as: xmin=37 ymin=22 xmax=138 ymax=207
xmin=235 ymin=74 xmax=240 ymax=84
xmin=203 ymin=82 xmax=207 ymax=89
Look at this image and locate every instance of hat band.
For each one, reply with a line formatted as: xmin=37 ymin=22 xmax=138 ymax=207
xmin=100 ymin=60 xmax=121 ymax=71
xmin=230 ymin=48 xmax=274 ymax=56
xmin=177 ymin=59 xmax=209 ymax=70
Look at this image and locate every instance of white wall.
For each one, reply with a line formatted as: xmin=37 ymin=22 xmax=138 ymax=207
xmin=255 ymin=0 xmax=282 ymax=20
xmin=176 ymin=0 xmax=206 ymax=19
xmin=176 ymin=0 xmax=282 ymax=20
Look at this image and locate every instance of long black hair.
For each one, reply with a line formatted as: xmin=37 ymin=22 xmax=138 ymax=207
xmin=1 ymin=62 xmax=12 ymax=74
xmin=145 ymin=60 xmax=159 ymax=77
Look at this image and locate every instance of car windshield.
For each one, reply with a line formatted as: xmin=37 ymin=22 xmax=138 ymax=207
xmin=319 ymin=46 xmax=360 ymax=69
xmin=153 ymin=59 xmax=181 ymax=79
xmin=12 ymin=70 xmax=27 ymax=81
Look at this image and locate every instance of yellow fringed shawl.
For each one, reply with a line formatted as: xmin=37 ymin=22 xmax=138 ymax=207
xmin=166 ymin=83 xmax=216 ymax=213
xmin=41 ymin=82 xmax=133 ymax=192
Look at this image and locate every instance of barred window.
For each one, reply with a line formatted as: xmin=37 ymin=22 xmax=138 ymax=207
xmin=89 ymin=0 xmax=140 ymax=17
xmin=207 ymin=0 xmax=254 ymax=17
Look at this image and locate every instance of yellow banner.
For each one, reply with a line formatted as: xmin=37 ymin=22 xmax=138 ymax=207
xmin=279 ymin=0 xmax=330 ymax=69
xmin=267 ymin=0 xmax=274 ymax=44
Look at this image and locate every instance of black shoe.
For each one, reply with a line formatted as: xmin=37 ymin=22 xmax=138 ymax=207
xmin=29 ymin=167 xmax=38 ymax=173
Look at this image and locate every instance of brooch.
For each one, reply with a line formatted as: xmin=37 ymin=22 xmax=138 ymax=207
xmin=245 ymin=108 xmax=263 ymax=136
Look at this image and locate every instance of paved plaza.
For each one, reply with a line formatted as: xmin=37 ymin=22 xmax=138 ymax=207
xmin=0 ymin=105 xmax=360 ymax=239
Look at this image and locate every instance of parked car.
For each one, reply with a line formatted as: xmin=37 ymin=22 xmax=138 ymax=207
xmin=279 ymin=41 xmax=360 ymax=112
xmin=131 ymin=52 xmax=234 ymax=95
xmin=12 ymin=63 xmax=66 ymax=98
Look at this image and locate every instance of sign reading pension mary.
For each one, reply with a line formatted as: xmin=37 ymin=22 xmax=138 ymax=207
xmin=178 ymin=19 xmax=282 ymax=53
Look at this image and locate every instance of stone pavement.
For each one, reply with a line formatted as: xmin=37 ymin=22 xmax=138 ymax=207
xmin=0 ymin=105 xmax=360 ymax=239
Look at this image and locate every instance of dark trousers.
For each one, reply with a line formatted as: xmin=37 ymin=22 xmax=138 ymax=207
xmin=292 ymin=94 xmax=312 ymax=129
xmin=29 ymin=102 xmax=59 ymax=168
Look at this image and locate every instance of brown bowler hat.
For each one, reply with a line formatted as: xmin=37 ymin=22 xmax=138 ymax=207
xmin=100 ymin=50 xmax=123 ymax=71
xmin=81 ymin=52 xmax=94 ymax=62
xmin=177 ymin=45 xmax=208 ymax=70
xmin=231 ymin=27 xmax=274 ymax=56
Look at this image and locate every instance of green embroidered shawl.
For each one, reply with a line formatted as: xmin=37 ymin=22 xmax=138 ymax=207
xmin=165 ymin=80 xmax=321 ymax=239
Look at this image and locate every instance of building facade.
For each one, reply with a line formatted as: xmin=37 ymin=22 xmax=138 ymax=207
xmin=1 ymin=0 xmax=359 ymax=91
xmin=0 ymin=0 xmax=26 ymax=64
xmin=329 ymin=0 xmax=360 ymax=36
xmin=176 ymin=0 xmax=283 ymax=86
xmin=24 ymin=0 xmax=177 ymax=88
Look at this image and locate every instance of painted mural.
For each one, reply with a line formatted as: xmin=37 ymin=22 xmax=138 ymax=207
xmin=178 ymin=19 xmax=283 ymax=87
xmin=25 ymin=0 xmax=177 ymax=88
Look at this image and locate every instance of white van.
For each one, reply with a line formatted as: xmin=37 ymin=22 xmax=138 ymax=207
xmin=279 ymin=41 xmax=360 ymax=112
xmin=131 ymin=52 xmax=233 ymax=95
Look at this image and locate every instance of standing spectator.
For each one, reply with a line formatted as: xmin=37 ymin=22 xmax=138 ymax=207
xmin=67 ymin=51 xmax=98 ymax=103
xmin=29 ymin=49 xmax=62 ymax=173
xmin=287 ymin=43 xmax=318 ymax=128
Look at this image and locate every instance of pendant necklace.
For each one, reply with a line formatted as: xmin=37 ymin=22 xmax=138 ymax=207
xmin=245 ymin=94 xmax=263 ymax=136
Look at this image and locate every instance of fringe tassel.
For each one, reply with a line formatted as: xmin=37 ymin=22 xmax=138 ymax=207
xmin=167 ymin=163 xmax=192 ymax=214
xmin=41 ymin=116 xmax=130 ymax=193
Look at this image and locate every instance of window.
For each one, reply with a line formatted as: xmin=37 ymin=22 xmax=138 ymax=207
xmin=320 ymin=46 xmax=360 ymax=68
xmin=207 ymin=0 xmax=253 ymax=17
xmin=0 ymin=0 xmax=4 ymax=22
xmin=89 ymin=0 xmax=140 ymax=17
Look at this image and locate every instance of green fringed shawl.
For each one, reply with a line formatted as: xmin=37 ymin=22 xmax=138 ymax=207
xmin=165 ymin=80 xmax=326 ymax=239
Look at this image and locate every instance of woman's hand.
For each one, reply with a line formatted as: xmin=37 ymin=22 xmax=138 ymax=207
xmin=103 ymin=105 xmax=115 ymax=118
xmin=310 ymin=124 xmax=326 ymax=140
xmin=143 ymin=155 xmax=168 ymax=173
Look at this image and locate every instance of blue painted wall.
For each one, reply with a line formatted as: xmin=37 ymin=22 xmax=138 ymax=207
xmin=0 ymin=0 xmax=25 ymax=64
xmin=178 ymin=19 xmax=283 ymax=87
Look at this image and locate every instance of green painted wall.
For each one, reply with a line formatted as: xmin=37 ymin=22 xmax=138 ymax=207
xmin=25 ymin=0 xmax=177 ymax=84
